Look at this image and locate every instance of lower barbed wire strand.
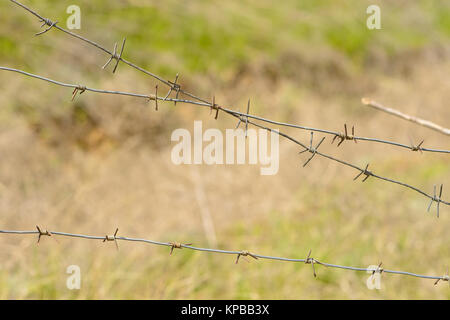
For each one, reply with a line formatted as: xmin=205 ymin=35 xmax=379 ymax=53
xmin=0 ymin=229 xmax=446 ymax=281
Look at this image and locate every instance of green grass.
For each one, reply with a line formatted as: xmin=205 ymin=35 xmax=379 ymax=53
xmin=1 ymin=0 xmax=448 ymax=75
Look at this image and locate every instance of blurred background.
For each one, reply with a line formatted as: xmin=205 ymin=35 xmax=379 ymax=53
xmin=0 ymin=0 xmax=449 ymax=299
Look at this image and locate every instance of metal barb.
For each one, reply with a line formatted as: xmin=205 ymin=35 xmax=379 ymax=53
xmin=411 ymin=140 xmax=424 ymax=153
xmin=235 ymin=109 xmax=242 ymax=129
xmin=36 ymin=225 xmax=52 ymax=243
xmin=305 ymin=249 xmax=317 ymax=277
xmin=303 ymin=134 xmax=325 ymax=167
xmin=103 ymin=228 xmax=119 ymax=250
xmin=427 ymin=184 xmax=443 ymax=217
xmin=102 ymin=38 xmax=126 ymax=73
xmin=35 ymin=18 xmax=57 ymax=36
xmin=353 ymin=163 xmax=372 ymax=182
xmin=333 ymin=124 xmax=357 ymax=147
xmin=245 ymin=99 xmax=250 ymax=138
xmin=434 ymin=268 xmax=449 ymax=286
xmin=372 ymin=262 xmax=384 ymax=276
xmin=169 ymin=242 xmax=192 ymax=255
xmin=164 ymin=74 xmax=180 ymax=105
xmin=210 ymin=96 xmax=220 ymax=120
xmin=235 ymin=250 xmax=258 ymax=264
xmin=71 ymin=85 xmax=86 ymax=101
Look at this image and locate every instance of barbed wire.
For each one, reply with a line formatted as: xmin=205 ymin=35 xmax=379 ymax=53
xmin=4 ymin=0 xmax=449 ymax=214
xmin=1 ymin=65 xmax=449 ymax=214
xmin=0 ymin=227 xmax=448 ymax=285
xmin=8 ymin=0 xmax=450 ymax=156
xmin=2 ymin=0 xmax=449 ymax=289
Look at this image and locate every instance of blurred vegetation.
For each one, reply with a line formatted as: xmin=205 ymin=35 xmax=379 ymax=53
xmin=1 ymin=0 xmax=449 ymax=75
xmin=0 ymin=0 xmax=449 ymax=299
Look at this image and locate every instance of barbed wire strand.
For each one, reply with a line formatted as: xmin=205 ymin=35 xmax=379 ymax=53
xmin=0 ymin=228 xmax=448 ymax=284
xmin=8 ymin=0 xmax=450 ymax=155
xmin=1 ymin=66 xmax=449 ymax=212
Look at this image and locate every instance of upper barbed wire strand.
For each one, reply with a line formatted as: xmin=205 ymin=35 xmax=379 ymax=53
xmin=7 ymin=0 xmax=450 ymax=154
xmin=1 ymin=65 xmax=449 ymax=211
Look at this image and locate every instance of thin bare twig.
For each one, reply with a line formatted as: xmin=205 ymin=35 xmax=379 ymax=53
xmin=362 ymin=98 xmax=450 ymax=137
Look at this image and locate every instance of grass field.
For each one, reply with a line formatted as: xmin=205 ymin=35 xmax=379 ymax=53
xmin=0 ymin=0 xmax=449 ymax=299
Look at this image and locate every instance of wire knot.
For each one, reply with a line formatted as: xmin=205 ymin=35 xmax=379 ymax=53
xmin=71 ymin=85 xmax=86 ymax=101
xmin=209 ymin=96 xmax=221 ymax=120
xmin=235 ymin=250 xmax=258 ymax=264
xmin=427 ymin=184 xmax=443 ymax=217
xmin=169 ymin=242 xmax=192 ymax=255
xmin=36 ymin=225 xmax=52 ymax=243
xmin=305 ymin=249 xmax=322 ymax=277
xmin=103 ymin=228 xmax=119 ymax=250
xmin=332 ymin=124 xmax=357 ymax=147
xmin=235 ymin=100 xmax=251 ymax=138
xmin=354 ymin=163 xmax=372 ymax=182
xmin=168 ymin=80 xmax=181 ymax=92
xmin=434 ymin=268 xmax=449 ymax=286
xmin=410 ymin=140 xmax=424 ymax=152
xmin=164 ymin=74 xmax=181 ymax=105
xmin=102 ymin=38 xmax=126 ymax=73
xmin=299 ymin=132 xmax=325 ymax=167
xmin=36 ymin=18 xmax=58 ymax=36
xmin=372 ymin=262 xmax=383 ymax=275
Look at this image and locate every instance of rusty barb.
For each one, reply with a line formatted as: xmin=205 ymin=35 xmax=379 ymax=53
xmin=169 ymin=242 xmax=193 ymax=255
xmin=434 ymin=268 xmax=449 ymax=286
xmin=35 ymin=225 xmax=52 ymax=243
xmin=71 ymin=84 xmax=86 ymax=101
xmin=235 ymin=250 xmax=259 ymax=264
xmin=428 ymin=184 xmax=444 ymax=218
xmin=35 ymin=17 xmax=58 ymax=36
xmin=209 ymin=96 xmax=221 ymax=120
xmin=410 ymin=139 xmax=425 ymax=153
xmin=332 ymin=124 xmax=357 ymax=147
xmin=147 ymin=85 xmax=159 ymax=111
xmin=103 ymin=228 xmax=119 ymax=250
xmin=102 ymin=38 xmax=126 ymax=73
xmin=372 ymin=262 xmax=384 ymax=276
xmin=299 ymin=132 xmax=326 ymax=167
xmin=164 ymin=73 xmax=181 ymax=105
